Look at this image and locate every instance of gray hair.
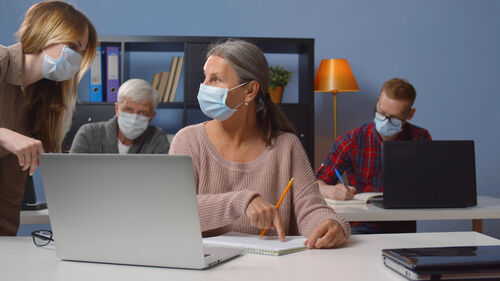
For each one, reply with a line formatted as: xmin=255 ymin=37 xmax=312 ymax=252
xmin=117 ymin=78 xmax=160 ymax=110
xmin=206 ymin=39 xmax=295 ymax=146
xmin=207 ymin=39 xmax=270 ymax=94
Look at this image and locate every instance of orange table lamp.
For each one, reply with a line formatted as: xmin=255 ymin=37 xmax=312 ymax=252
xmin=314 ymin=59 xmax=359 ymax=139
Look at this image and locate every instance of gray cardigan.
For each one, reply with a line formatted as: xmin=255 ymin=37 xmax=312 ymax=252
xmin=69 ymin=116 xmax=170 ymax=154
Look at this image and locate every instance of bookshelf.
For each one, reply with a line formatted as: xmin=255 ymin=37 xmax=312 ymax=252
xmin=73 ymin=36 xmax=315 ymax=163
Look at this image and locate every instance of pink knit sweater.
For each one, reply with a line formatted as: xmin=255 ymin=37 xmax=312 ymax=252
xmin=169 ymin=123 xmax=351 ymax=239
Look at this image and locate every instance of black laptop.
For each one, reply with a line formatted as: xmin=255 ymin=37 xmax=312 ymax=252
xmin=382 ymin=245 xmax=500 ymax=280
xmin=369 ymin=141 xmax=477 ymax=209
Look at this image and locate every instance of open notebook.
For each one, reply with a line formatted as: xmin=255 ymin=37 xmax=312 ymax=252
xmin=324 ymin=192 xmax=383 ymax=205
xmin=203 ymin=232 xmax=307 ymax=256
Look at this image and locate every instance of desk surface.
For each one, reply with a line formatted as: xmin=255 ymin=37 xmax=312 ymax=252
xmin=329 ymin=195 xmax=500 ymax=221
xmin=20 ymin=208 xmax=49 ymax=224
xmin=1 ymin=231 xmax=498 ymax=281
xmin=21 ymin=195 xmax=500 ymax=225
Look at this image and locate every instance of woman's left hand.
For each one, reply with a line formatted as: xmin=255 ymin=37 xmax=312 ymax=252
xmin=304 ymin=219 xmax=346 ymax=249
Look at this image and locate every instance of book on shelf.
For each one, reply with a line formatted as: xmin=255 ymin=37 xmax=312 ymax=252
xmin=163 ymin=57 xmax=178 ymax=102
xmin=151 ymin=73 xmax=161 ymax=90
xmin=169 ymin=56 xmax=183 ymax=102
xmin=202 ymin=232 xmax=307 ymax=256
xmin=156 ymin=72 xmax=170 ymax=102
xmin=324 ymin=192 xmax=383 ymax=205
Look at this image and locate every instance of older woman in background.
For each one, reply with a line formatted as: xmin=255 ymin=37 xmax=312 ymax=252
xmin=169 ymin=39 xmax=350 ymax=249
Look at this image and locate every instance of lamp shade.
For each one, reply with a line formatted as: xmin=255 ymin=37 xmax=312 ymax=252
xmin=314 ymin=59 xmax=359 ymax=93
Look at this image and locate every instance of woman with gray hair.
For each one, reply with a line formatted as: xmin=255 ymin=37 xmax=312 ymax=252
xmin=70 ymin=78 xmax=169 ymax=154
xmin=170 ymin=40 xmax=350 ymax=249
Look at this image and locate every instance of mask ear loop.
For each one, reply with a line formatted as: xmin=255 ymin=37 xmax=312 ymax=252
xmin=228 ymin=81 xmax=251 ymax=110
xmin=231 ymin=99 xmax=247 ymax=111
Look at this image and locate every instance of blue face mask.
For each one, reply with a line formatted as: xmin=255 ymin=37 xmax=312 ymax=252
xmin=197 ymin=82 xmax=248 ymax=121
xmin=374 ymin=117 xmax=402 ymax=137
xmin=41 ymin=45 xmax=82 ymax=82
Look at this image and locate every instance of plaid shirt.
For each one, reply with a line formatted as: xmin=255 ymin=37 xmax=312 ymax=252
xmin=316 ymin=122 xmax=432 ymax=193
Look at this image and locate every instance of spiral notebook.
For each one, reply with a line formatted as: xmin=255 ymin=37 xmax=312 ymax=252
xmin=202 ymin=232 xmax=307 ymax=256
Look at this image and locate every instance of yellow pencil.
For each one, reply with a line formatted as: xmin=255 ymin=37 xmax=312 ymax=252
xmin=259 ymin=177 xmax=294 ymax=239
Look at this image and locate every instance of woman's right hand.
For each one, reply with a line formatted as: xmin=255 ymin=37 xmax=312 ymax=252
xmin=0 ymin=128 xmax=44 ymax=175
xmin=318 ymin=180 xmax=356 ymax=200
xmin=245 ymin=196 xmax=286 ymax=241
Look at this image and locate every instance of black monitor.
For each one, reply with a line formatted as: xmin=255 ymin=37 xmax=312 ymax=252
xmin=379 ymin=140 xmax=477 ymax=209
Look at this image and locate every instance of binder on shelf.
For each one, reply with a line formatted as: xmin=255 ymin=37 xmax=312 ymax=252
xmin=163 ymin=56 xmax=178 ymax=102
xmin=156 ymin=71 xmax=170 ymax=101
xmin=89 ymin=46 xmax=103 ymax=102
xmin=169 ymin=56 xmax=183 ymax=102
xmin=106 ymin=46 xmax=120 ymax=102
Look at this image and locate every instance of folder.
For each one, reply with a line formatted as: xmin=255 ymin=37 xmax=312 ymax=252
xmin=89 ymin=46 xmax=103 ymax=102
xmin=105 ymin=46 xmax=120 ymax=102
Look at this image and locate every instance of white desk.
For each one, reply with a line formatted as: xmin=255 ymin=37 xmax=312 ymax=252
xmin=20 ymin=208 xmax=49 ymax=224
xmin=0 ymin=231 xmax=498 ymax=281
xmin=22 ymin=196 xmax=500 ymax=231
xmin=328 ymin=195 xmax=500 ymax=232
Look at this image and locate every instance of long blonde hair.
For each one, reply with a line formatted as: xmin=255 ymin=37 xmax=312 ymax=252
xmin=16 ymin=1 xmax=97 ymax=152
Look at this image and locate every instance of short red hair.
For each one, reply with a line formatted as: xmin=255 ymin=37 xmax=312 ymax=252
xmin=380 ymin=78 xmax=416 ymax=107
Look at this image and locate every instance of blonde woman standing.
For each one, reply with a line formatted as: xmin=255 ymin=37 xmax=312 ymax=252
xmin=0 ymin=1 xmax=98 ymax=235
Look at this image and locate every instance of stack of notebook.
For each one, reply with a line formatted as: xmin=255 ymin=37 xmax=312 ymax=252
xmin=382 ymin=245 xmax=500 ymax=280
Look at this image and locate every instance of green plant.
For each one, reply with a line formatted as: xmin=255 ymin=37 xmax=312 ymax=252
xmin=269 ymin=65 xmax=292 ymax=90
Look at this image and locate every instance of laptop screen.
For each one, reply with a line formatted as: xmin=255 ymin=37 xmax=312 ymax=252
xmin=382 ymin=141 xmax=477 ymax=208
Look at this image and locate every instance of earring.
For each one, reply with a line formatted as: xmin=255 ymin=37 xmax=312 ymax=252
xmin=244 ymin=102 xmax=249 ymax=106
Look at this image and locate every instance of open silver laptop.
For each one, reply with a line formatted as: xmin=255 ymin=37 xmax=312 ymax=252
xmin=39 ymin=154 xmax=242 ymax=269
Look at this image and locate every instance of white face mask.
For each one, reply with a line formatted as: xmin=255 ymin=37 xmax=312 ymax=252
xmin=41 ymin=45 xmax=82 ymax=82
xmin=374 ymin=117 xmax=402 ymax=137
xmin=197 ymin=82 xmax=248 ymax=121
xmin=117 ymin=111 xmax=150 ymax=140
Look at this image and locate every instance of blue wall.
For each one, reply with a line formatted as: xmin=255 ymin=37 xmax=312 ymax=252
xmin=2 ymin=0 xmax=499 ymax=238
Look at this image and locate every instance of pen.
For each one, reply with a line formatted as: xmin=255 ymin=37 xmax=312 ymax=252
xmin=259 ymin=177 xmax=294 ymax=239
xmin=334 ymin=168 xmax=349 ymax=191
